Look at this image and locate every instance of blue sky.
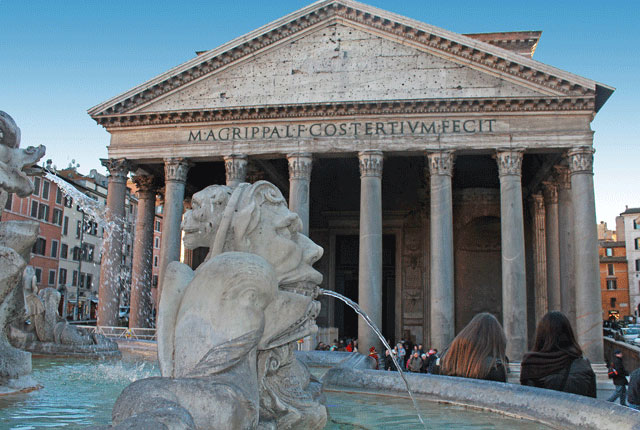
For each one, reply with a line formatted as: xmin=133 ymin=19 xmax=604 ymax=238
xmin=1 ymin=0 xmax=638 ymax=225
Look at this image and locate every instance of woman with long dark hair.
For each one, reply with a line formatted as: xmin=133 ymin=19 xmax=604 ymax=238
xmin=439 ymin=312 xmax=508 ymax=382
xmin=520 ymin=311 xmax=596 ymax=397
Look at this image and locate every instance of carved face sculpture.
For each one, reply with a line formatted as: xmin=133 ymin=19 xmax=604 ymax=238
xmin=182 ymin=182 xmax=324 ymax=349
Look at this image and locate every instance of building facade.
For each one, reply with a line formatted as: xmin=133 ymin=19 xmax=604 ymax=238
xmin=619 ymin=207 xmax=640 ymax=316
xmin=599 ymin=241 xmax=629 ymax=320
xmin=89 ymin=0 xmax=613 ymax=361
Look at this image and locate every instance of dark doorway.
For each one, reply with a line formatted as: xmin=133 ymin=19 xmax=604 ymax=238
xmin=334 ymin=234 xmax=396 ymax=342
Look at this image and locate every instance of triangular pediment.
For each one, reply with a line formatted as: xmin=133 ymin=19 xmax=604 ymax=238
xmin=89 ymin=0 xmax=612 ymax=123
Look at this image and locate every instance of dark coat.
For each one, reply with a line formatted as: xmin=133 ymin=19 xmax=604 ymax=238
xmin=610 ymin=356 xmax=628 ymax=386
xmin=383 ymin=354 xmax=396 ymax=371
xmin=521 ymin=356 xmax=596 ymax=398
xmin=627 ymin=368 xmax=640 ymax=405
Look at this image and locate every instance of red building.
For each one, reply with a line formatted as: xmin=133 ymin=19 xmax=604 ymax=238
xmin=2 ymin=175 xmax=64 ymax=290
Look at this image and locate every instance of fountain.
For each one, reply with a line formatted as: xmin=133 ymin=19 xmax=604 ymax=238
xmin=0 ymin=111 xmax=45 ymax=394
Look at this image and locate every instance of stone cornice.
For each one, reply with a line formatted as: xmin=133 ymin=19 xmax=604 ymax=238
xmin=88 ymin=0 xmax=605 ymax=121
xmin=94 ymin=96 xmax=595 ymax=129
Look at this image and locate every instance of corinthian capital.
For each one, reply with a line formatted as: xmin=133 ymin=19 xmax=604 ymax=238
xmin=567 ymin=146 xmax=595 ymax=175
xmin=287 ymin=153 xmax=313 ymax=180
xmin=358 ymin=150 xmax=383 ymax=178
xmin=100 ymin=158 xmax=130 ymax=183
xmin=427 ymin=150 xmax=455 ymax=176
xmin=553 ymin=165 xmax=571 ymax=190
xmin=223 ymin=154 xmax=248 ymax=185
xmin=164 ymin=158 xmax=192 ymax=183
xmin=132 ymin=174 xmax=157 ymax=194
xmin=495 ymin=149 xmax=524 ymax=177
xmin=541 ymin=181 xmax=558 ymax=204
xmin=531 ymin=192 xmax=545 ymax=212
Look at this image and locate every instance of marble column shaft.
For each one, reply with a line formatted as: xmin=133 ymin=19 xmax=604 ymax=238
xmin=542 ymin=181 xmax=561 ymax=311
xmin=568 ymin=147 xmax=604 ymax=363
xmin=97 ymin=158 xmax=129 ymax=327
xmin=555 ymin=165 xmax=576 ymax=327
xmin=531 ymin=193 xmax=548 ymax=324
xmin=287 ymin=153 xmax=312 ymax=236
xmin=224 ymin=154 xmax=247 ymax=188
xmin=129 ymin=175 xmax=157 ymax=329
xmin=157 ymin=158 xmax=192 ymax=304
xmin=427 ymin=150 xmax=455 ymax=350
xmin=357 ymin=150 xmax=383 ymax=353
xmin=496 ymin=149 xmax=527 ymax=361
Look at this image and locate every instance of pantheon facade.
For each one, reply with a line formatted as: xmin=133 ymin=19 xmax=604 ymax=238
xmin=89 ymin=0 xmax=613 ymax=362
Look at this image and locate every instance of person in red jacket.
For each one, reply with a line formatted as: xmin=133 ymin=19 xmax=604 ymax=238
xmin=368 ymin=346 xmax=379 ymax=370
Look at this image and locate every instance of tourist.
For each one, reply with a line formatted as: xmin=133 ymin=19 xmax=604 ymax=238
xmin=420 ymin=354 xmax=428 ymax=373
xmin=397 ymin=342 xmax=406 ymax=366
xmin=315 ymin=342 xmax=325 ymax=351
xmin=426 ymin=349 xmax=438 ymax=374
xmin=368 ymin=346 xmax=379 ymax=370
xmin=417 ymin=344 xmax=424 ymax=355
xmin=520 ymin=311 xmax=596 ymax=398
xmin=438 ymin=313 xmax=508 ymax=382
xmin=345 ymin=339 xmax=354 ymax=352
xmin=627 ymin=367 xmax=640 ymax=410
xmin=384 ymin=349 xmax=397 ymax=371
xmin=408 ymin=352 xmax=422 ymax=373
xmin=607 ymin=350 xmax=628 ymax=405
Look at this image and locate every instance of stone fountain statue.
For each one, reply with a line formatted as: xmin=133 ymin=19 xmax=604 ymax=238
xmin=110 ymin=181 xmax=326 ymax=429
xmin=9 ymin=266 xmax=120 ymax=357
xmin=0 ymin=111 xmax=45 ymax=393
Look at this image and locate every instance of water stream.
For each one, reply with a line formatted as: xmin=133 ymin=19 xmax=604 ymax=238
xmin=319 ymin=289 xmax=427 ymax=430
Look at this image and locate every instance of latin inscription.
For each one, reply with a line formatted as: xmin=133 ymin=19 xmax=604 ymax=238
xmin=187 ymin=119 xmax=496 ymax=142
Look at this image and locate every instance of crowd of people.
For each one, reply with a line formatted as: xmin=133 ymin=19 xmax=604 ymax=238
xmin=316 ymin=310 xmax=640 ymax=410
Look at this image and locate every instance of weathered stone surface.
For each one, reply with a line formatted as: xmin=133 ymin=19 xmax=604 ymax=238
xmin=113 ymin=181 xmax=327 ymax=430
xmin=140 ymin=24 xmax=544 ymax=113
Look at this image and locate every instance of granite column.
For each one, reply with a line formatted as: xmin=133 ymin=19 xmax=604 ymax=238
xmin=568 ymin=147 xmax=604 ymax=363
xmin=129 ymin=175 xmax=157 ymax=329
xmin=157 ymin=158 xmax=192 ymax=304
xmin=542 ymin=181 xmax=561 ymax=311
xmin=357 ymin=150 xmax=383 ymax=353
xmin=496 ymin=149 xmax=527 ymax=361
xmin=531 ymin=192 xmax=548 ymax=323
xmin=97 ymin=158 xmax=129 ymax=327
xmin=287 ymin=153 xmax=313 ymax=236
xmin=555 ymin=165 xmax=576 ymax=326
xmin=427 ymin=150 xmax=455 ymax=350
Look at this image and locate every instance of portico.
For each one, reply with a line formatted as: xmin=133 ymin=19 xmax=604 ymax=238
xmin=90 ymin=0 xmax=612 ymax=362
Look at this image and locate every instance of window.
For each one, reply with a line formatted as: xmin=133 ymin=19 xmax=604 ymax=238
xmin=30 ymin=200 xmax=38 ymax=218
xmin=154 ymin=255 xmax=158 ymax=267
xmin=607 ymin=264 xmax=614 ymax=276
xmin=48 ymin=269 xmax=55 ymax=285
xmin=634 ymin=219 xmax=640 ymax=230
xmin=52 ymin=208 xmax=63 ymax=225
xmin=42 ymin=180 xmax=50 ymax=200
xmin=79 ymin=273 xmax=85 ymax=288
xmin=610 ymin=297 xmax=617 ymax=308
xmin=4 ymin=193 xmax=12 ymax=211
xmin=86 ymin=221 xmax=98 ymax=236
xmin=606 ymin=248 xmax=613 ymax=257
xmin=154 ymin=237 xmax=159 ymax=248
xmin=32 ymin=177 xmax=41 ymax=196
xmin=63 ymin=216 xmax=69 ymax=235
xmin=76 ymin=220 xmax=82 ymax=238
xmin=155 ymin=220 xmax=161 ymax=232
xmin=636 ymin=259 xmax=640 ymax=272
xmin=607 ymin=279 xmax=618 ymax=290
xmin=34 ymin=268 xmax=42 ymax=283
xmin=152 ymin=275 xmax=158 ymax=287
xmin=86 ymin=274 xmax=93 ymax=289
xmin=82 ymin=244 xmax=94 ymax=262
xmin=64 ymin=196 xmax=73 ymax=208
xmin=59 ymin=268 xmax=67 ymax=285
xmin=72 ymin=270 xmax=78 ymax=287
xmin=636 ymin=238 xmax=640 ymax=250
xmin=126 ymin=244 xmax=130 ymax=256
xmin=51 ymin=240 xmax=58 ymax=258
xmin=56 ymin=188 xmax=63 ymax=204
xmin=60 ymin=243 xmax=68 ymax=259
xmin=37 ymin=203 xmax=49 ymax=222
xmin=72 ymin=246 xmax=81 ymax=261
xmin=32 ymin=238 xmax=46 ymax=256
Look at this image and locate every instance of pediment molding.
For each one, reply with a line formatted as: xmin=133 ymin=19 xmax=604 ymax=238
xmin=96 ymin=96 xmax=594 ymax=129
xmin=89 ymin=0 xmax=609 ymax=123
